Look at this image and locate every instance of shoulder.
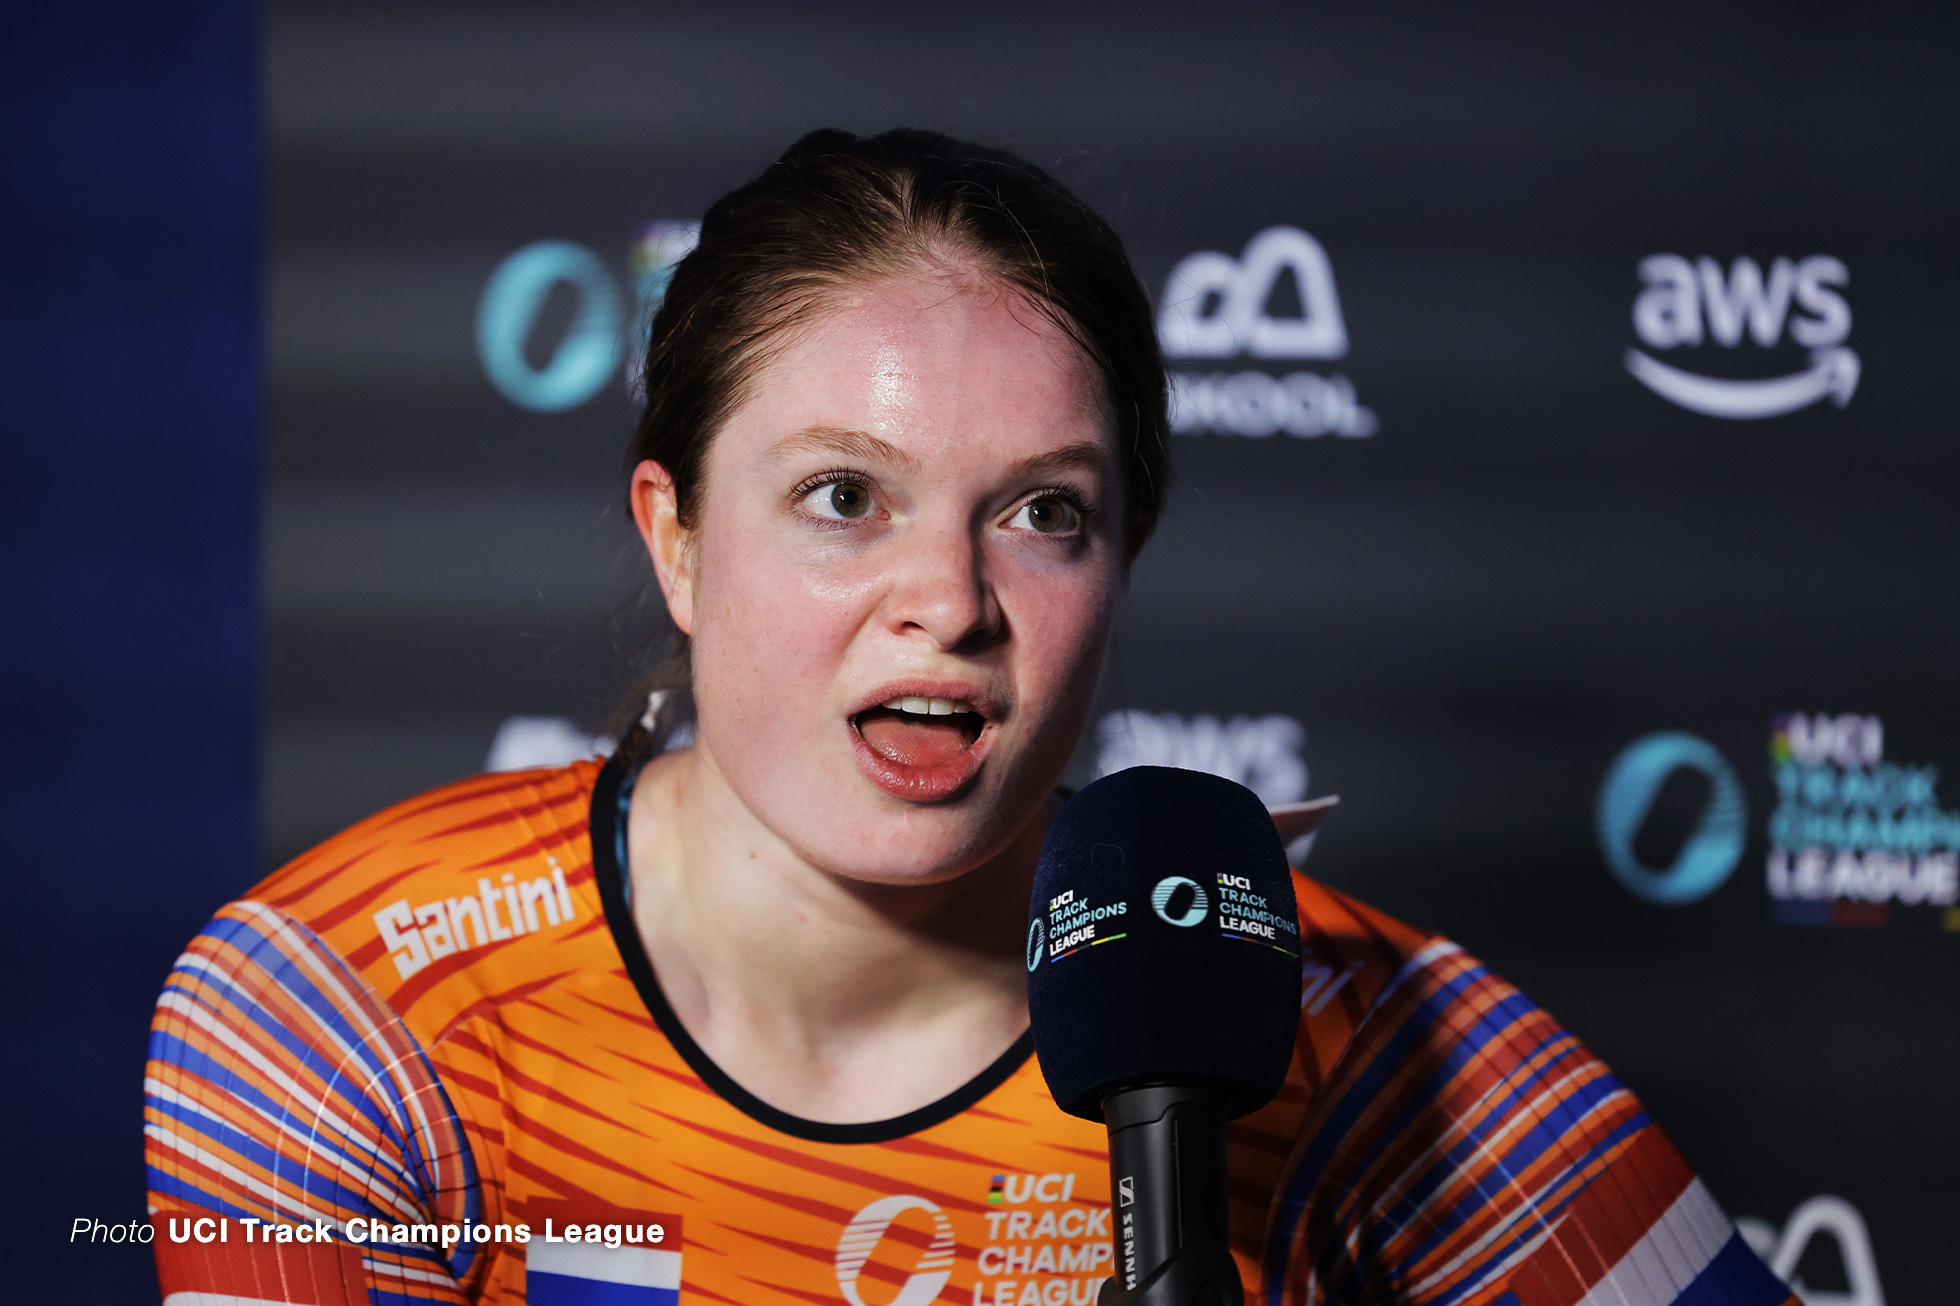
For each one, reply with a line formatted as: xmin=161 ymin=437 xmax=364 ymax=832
xmin=1260 ymin=879 xmax=1792 ymax=1306
xmin=1286 ymin=872 xmax=1442 ymax=1080
xmin=1281 ymin=877 xmax=1644 ymax=1222
xmin=1279 ymin=872 xmax=1584 ymax=1115
xmin=206 ymin=760 xmax=614 ymax=1034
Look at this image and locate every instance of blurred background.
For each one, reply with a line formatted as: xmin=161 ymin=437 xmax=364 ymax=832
xmin=5 ymin=2 xmax=1956 ymax=1302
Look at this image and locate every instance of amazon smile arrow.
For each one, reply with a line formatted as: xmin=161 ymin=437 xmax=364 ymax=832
xmin=1626 ymin=346 xmax=1860 ymax=420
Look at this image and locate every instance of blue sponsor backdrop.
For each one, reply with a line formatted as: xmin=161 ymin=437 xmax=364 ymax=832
xmin=17 ymin=2 xmax=1960 ymax=1302
xmin=1 ymin=4 xmax=258 ymax=1301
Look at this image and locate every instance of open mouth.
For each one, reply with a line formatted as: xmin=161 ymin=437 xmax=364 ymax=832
xmin=854 ymin=696 xmax=986 ymax=769
xmin=848 ymin=692 xmax=996 ymax=802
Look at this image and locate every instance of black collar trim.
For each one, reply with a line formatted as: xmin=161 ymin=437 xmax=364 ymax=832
xmin=588 ymin=749 xmax=1035 ymax=1145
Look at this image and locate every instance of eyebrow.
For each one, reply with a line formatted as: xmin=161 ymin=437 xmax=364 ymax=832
xmin=1003 ymin=442 xmax=1111 ymax=483
xmin=766 ymin=426 xmax=1110 ymax=483
xmin=766 ymin=425 xmax=920 ymax=471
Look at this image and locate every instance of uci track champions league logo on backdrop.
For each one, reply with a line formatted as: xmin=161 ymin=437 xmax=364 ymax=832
xmin=1766 ymin=713 xmax=1960 ymax=929
xmin=477 ymin=222 xmax=700 ymax=413
xmin=1626 ymin=253 xmax=1857 ymax=419
xmin=1158 ymin=227 xmax=1377 ymax=440
xmin=1596 ymin=715 xmax=1960 ymax=930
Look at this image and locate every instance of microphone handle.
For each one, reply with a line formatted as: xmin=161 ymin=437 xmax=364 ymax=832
xmin=1100 ymin=1084 xmax=1244 ymax=1306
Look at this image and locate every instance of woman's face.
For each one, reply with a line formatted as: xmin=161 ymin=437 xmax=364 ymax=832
xmin=636 ymin=271 xmax=1127 ymax=885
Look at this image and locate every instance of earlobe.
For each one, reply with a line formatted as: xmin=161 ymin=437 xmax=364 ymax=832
xmin=630 ymin=459 xmax=695 ymax=636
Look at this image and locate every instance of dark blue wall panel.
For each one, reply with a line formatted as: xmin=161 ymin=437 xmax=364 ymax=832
xmin=0 ymin=5 xmax=258 ymax=1300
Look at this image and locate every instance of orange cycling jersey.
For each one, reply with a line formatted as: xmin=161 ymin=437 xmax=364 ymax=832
xmin=145 ymin=754 xmax=1798 ymax=1306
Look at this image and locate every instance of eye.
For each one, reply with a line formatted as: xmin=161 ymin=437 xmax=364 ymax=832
xmin=1005 ymin=494 xmax=1082 ymax=536
xmin=803 ymin=480 xmax=874 ymax=520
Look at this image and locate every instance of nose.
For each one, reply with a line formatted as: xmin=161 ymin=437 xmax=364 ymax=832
xmin=879 ymin=517 xmax=1003 ymax=652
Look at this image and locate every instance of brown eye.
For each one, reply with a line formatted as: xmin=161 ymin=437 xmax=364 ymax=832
xmin=806 ymin=481 xmax=872 ymax=519
xmin=1010 ymin=495 xmax=1078 ymax=535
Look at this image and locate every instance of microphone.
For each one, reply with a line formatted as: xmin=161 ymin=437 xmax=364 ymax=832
xmin=1026 ymin=767 xmax=1303 ymax=1306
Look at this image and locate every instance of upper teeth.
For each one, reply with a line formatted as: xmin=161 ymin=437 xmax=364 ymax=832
xmin=883 ymin=696 xmax=973 ymax=716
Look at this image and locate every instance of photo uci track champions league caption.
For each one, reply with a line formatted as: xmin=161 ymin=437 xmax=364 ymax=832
xmin=11 ymin=7 xmax=1957 ymax=1306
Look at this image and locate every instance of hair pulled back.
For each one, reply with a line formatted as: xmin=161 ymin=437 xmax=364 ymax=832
xmin=619 ymin=127 xmax=1171 ymax=756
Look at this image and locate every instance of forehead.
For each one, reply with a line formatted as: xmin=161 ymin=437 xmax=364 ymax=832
xmin=720 ymin=273 xmax=1115 ymax=471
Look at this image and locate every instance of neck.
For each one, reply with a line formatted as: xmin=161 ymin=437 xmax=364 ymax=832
xmin=624 ymin=743 xmax=1044 ymax=1124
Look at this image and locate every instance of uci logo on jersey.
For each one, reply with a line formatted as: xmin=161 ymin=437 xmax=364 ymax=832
xmin=833 ymin=1195 xmax=956 ymax=1306
xmin=1158 ymin=227 xmax=1377 ymax=440
xmin=1625 ymin=254 xmax=1858 ymax=420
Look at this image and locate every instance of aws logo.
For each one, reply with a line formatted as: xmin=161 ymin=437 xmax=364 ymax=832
xmin=1158 ymin=227 xmax=1376 ymax=440
xmin=1096 ymin=711 xmax=1308 ymax=810
xmin=1626 ymin=254 xmax=1858 ymax=420
xmin=833 ymin=1195 xmax=956 ymax=1306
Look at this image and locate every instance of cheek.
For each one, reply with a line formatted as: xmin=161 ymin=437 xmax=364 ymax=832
xmin=999 ymin=553 xmax=1121 ymax=701
xmin=689 ymin=522 xmax=875 ymax=705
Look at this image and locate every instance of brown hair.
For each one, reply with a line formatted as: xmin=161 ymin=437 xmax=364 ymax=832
xmin=618 ymin=128 xmax=1171 ymax=756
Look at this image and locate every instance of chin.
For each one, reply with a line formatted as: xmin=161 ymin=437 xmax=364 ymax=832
xmin=821 ymin=795 xmax=1024 ymax=887
xmin=752 ymin=763 xmax=1038 ymax=888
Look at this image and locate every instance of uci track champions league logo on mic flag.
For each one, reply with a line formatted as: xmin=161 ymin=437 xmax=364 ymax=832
xmin=1158 ymin=227 xmax=1378 ymax=440
xmin=1625 ymin=253 xmax=1858 ymax=419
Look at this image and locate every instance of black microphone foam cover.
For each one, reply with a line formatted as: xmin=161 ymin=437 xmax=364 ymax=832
xmin=1027 ymin=767 xmax=1303 ymax=1121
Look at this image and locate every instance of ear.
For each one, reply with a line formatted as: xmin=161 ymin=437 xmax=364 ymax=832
xmin=630 ymin=459 xmax=695 ymax=636
xmin=1124 ymin=514 xmax=1155 ymax=567
xmin=1121 ymin=510 xmax=1156 ymax=571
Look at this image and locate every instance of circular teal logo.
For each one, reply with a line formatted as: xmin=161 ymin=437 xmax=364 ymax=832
xmin=476 ymin=241 xmax=623 ymax=412
xmin=1025 ymin=918 xmax=1046 ymax=971
xmin=1150 ymin=875 xmax=1209 ymax=927
xmin=1595 ymin=732 xmax=1746 ymax=905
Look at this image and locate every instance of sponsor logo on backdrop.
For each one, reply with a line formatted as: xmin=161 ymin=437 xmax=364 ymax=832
xmin=1096 ymin=711 xmax=1318 ymax=863
xmin=486 ymin=716 xmax=613 ymax=771
xmin=1737 ymin=1195 xmax=1883 ymax=1306
xmin=1096 ymin=711 xmax=1307 ymax=806
xmin=483 ymin=714 xmax=693 ymax=773
xmin=1595 ymin=732 xmax=1748 ymax=905
xmin=1597 ymin=716 xmax=1960 ymax=928
xmin=1158 ymin=227 xmax=1376 ymax=440
xmin=1626 ymin=254 xmax=1858 ymax=419
xmin=477 ymin=221 xmax=700 ymax=413
xmin=1766 ymin=713 xmax=1960 ymax=928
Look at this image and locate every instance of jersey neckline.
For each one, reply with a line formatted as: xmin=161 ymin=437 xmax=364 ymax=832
xmin=588 ymin=748 xmax=1036 ymax=1145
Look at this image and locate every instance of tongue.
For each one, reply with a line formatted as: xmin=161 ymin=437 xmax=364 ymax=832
xmin=857 ymin=709 xmax=975 ymax=768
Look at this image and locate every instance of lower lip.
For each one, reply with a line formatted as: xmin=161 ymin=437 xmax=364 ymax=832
xmin=849 ymin=716 xmax=996 ymax=803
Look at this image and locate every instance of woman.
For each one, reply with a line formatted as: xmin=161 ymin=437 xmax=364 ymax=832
xmin=146 ymin=129 xmax=1794 ymax=1306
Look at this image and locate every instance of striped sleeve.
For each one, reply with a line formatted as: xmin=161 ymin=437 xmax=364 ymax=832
xmin=145 ymin=899 xmax=482 ymax=1304
xmin=1264 ymin=940 xmax=1799 ymax=1306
